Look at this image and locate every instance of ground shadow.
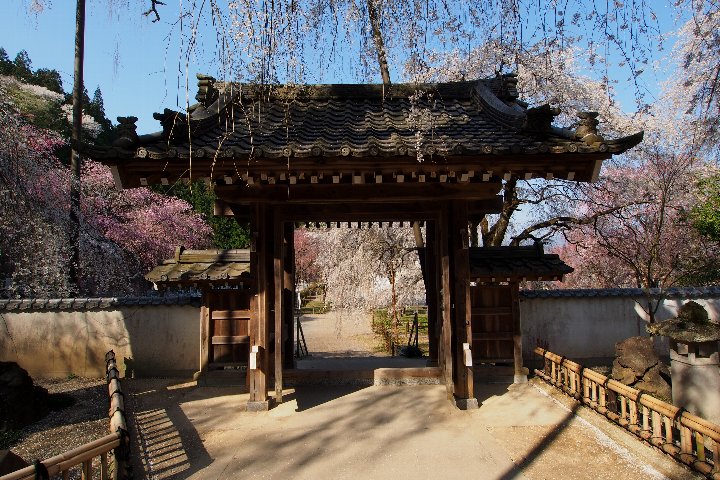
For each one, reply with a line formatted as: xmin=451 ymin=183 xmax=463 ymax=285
xmin=282 ymin=384 xmax=369 ymax=412
xmin=494 ymin=400 xmax=580 ymax=480
xmin=126 ymin=379 xmax=214 ymax=480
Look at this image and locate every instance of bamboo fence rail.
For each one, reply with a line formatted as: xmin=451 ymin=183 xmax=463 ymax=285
xmin=535 ymin=347 xmax=720 ymax=479
xmin=1 ymin=350 xmax=130 ymax=480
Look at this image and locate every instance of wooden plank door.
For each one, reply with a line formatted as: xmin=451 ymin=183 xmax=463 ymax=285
xmin=470 ymin=284 xmax=514 ymax=363
xmin=208 ymin=289 xmax=254 ymax=368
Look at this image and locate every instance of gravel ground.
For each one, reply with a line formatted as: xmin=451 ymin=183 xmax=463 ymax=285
xmin=6 ymin=377 xmax=109 ymax=477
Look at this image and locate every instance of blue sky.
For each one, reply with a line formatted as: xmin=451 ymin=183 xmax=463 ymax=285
xmin=1 ymin=1 xmax=682 ymax=135
xmin=1 ymin=1 xmax=208 ymax=132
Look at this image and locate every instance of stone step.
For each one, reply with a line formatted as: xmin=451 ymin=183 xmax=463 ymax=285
xmin=284 ymin=367 xmax=442 ymax=386
xmin=197 ymin=369 xmax=248 ymax=388
xmin=473 ymin=365 xmax=516 ymax=384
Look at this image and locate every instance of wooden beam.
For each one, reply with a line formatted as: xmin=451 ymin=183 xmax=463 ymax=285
xmin=215 ymin=182 xmax=502 ymax=204
xmin=114 ymin=152 xmax=610 ymax=189
xmin=273 ymin=202 xmax=444 ymax=222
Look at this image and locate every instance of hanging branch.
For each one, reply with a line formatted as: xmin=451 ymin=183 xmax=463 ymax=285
xmin=143 ymin=0 xmax=166 ymax=23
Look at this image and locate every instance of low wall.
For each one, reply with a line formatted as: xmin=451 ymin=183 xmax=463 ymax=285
xmin=2 ymin=288 xmax=719 ymax=378
xmin=0 ymin=297 xmax=200 ymax=378
xmin=520 ymin=287 xmax=720 ymax=361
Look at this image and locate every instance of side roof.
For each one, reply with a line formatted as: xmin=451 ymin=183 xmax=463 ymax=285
xmin=469 ymin=245 xmax=574 ymax=282
xmin=145 ymin=247 xmax=252 ymax=287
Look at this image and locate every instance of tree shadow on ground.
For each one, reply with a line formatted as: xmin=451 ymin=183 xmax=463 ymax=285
xmin=126 ymin=379 xmax=214 ymax=480
xmin=282 ymin=384 xmax=368 ymax=411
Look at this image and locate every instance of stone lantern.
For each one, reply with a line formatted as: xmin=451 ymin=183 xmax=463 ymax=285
xmin=647 ymin=301 xmax=720 ymax=424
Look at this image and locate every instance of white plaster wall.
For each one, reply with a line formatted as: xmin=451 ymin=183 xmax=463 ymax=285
xmin=2 ymin=293 xmax=718 ymax=379
xmin=0 ymin=305 xmax=199 ymax=378
xmin=520 ymin=295 xmax=720 ymax=360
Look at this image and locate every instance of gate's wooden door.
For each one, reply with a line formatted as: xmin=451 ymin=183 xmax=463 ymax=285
xmin=470 ymin=284 xmax=514 ymax=362
xmin=207 ymin=289 xmax=254 ymax=368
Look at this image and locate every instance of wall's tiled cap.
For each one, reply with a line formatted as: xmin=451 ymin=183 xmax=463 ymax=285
xmin=0 ymin=295 xmax=201 ymax=312
xmin=520 ymin=287 xmax=720 ymax=299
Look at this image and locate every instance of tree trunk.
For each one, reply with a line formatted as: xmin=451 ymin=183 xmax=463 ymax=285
xmin=390 ymin=266 xmax=398 ymax=356
xmin=69 ymin=0 xmax=85 ymax=289
xmin=366 ymin=0 xmax=391 ymax=86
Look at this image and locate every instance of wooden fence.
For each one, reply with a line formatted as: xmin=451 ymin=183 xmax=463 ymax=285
xmin=1 ymin=351 xmax=130 ymax=480
xmin=534 ymin=347 xmax=720 ymax=479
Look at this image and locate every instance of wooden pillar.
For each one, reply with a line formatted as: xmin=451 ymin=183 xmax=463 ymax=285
xmin=283 ymin=220 xmax=296 ymax=369
xmin=248 ymin=203 xmax=271 ymax=410
xmin=511 ymin=282 xmax=527 ymax=383
xmin=273 ymin=212 xmax=284 ymax=403
xmin=450 ymin=200 xmax=476 ymax=409
xmin=438 ymin=207 xmax=454 ymax=399
xmin=196 ymin=291 xmax=211 ymax=379
xmin=425 ymin=220 xmax=439 ymax=366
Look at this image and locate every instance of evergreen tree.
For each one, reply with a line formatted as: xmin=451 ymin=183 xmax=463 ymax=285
xmin=31 ymin=68 xmax=64 ymax=94
xmin=13 ymin=50 xmax=32 ymax=81
xmin=0 ymin=47 xmax=14 ymax=75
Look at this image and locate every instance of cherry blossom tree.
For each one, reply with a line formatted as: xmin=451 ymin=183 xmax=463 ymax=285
xmin=548 ymin=136 xmax=720 ymax=320
xmin=305 ymin=225 xmax=424 ymax=314
xmin=0 ymin=87 xmax=211 ymax=298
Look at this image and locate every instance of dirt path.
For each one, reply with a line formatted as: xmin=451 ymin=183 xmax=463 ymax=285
xmin=122 ymin=378 xmax=702 ymax=480
xmin=299 ymin=310 xmax=382 ymax=357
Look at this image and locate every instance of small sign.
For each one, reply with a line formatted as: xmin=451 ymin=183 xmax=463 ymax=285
xmin=250 ymin=345 xmax=259 ymax=370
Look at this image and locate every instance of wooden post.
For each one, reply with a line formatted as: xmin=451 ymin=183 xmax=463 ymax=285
xmin=511 ymin=282 xmax=527 ymax=383
xmin=248 ymin=203 xmax=270 ymax=410
xmin=273 ymin=215 xmax=284 ymax=403
xmin=425 ymin=219 xmax=439 ymax=366
xmin=438 ymin=207 xmax=454 ymax=400
xmin=450 ymin=200 xmax=476 ymax=409
xmin=196 ymin=292 xmax=211 ymax=380
xmin=283 ymin=220 xmax=296 ymax=369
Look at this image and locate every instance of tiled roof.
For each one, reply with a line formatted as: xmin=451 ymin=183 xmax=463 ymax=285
xmin=145 ymin=248 xmax=252 ymax=285
xmin=520 ymin=286 xmax=720 ymax=299
xmin=0 ymin=295 xmax=201 ymax=311
xmin=86 ymin=73 xmax=643 ymax=188
xmin=469 ymin=246 xmax=573 ymax=281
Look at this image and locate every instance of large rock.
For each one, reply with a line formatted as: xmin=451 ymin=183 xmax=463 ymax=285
xmin=0 ymin=450 xmax=29 ymax=475
xmin=611 ymin=336 xmax=672 ymax=401
xmin=0 ymin=362 xmax=49 ymax=430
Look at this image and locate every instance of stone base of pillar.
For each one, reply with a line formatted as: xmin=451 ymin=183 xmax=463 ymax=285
xmin=671 ymin=357 xmax=720 ymax=424
xmin=513 ymin=374 xmax=528 ymax=384
xmin=453 ymin=396 xmax=479 ymax=410
xmin=247 ymin=400 xmax=271 ymax=411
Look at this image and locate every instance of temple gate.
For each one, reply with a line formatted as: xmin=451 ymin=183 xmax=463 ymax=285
xmin=91 ymin=73 xmax=642 ymax=410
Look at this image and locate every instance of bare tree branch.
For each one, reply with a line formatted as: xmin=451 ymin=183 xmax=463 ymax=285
xmin=143 ymin=0 xmax=165 ymax=23
xmin=509 ymin=202 xmax=645 ymax=247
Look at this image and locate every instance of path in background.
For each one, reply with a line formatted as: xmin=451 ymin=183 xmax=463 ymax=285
xmin=299 ymin=310 xmax=381 ymax=358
